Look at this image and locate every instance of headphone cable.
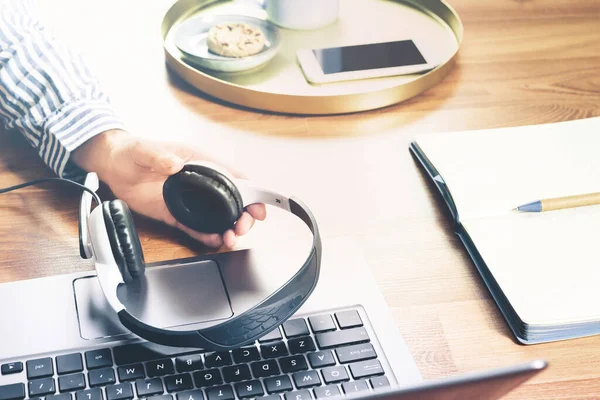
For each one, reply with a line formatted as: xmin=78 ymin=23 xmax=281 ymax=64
xmin=0 ymin=177 xmax=102 ymax=205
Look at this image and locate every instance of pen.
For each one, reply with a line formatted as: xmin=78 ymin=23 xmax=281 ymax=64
xmin=516 ymin=192 xmax=600 ymax=212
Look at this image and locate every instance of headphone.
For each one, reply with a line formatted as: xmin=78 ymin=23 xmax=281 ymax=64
xmin=79 ymin=163 xmax=322 ymax=351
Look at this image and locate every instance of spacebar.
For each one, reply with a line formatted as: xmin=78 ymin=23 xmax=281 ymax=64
xmin=315 ymin=327 xmax=370 ymax=349
xmin=114 ymin=342 xmax=199 ymax=365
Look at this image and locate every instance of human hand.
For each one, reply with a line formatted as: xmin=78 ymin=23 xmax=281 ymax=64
xmin=71 ymin=129 xmax=267 ymax=248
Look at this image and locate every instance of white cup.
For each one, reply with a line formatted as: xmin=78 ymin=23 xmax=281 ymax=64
xmin=264 ymin=0 xmax=340 ymax=30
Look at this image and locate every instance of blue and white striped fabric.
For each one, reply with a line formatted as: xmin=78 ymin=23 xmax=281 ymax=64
xmin=0 ymin=0 xmax=125 ymax=179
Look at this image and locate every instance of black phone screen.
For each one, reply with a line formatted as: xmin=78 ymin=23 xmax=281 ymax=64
xmin=312 ymin=40 xmax=427 ymax=75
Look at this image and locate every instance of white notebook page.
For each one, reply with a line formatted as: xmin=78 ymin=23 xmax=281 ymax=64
xmin=462 ymin=208 xmax=600 ymax=325
xmin=414 ymin=117 xmax=600 ymax=326
xmin=415 ymin=117 xmax=600 ymax=221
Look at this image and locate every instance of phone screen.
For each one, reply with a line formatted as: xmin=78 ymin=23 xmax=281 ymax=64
xmin=312 ymin=40 xmax=427 ymax=75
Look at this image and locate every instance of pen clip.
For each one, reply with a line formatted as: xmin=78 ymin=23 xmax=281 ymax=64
xmin=79 ymin=173 xmax=99 ymax=259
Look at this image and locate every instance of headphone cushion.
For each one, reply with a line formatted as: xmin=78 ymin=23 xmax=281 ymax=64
xmin=163 ymin=164 xmax=244 ymax=233
xmin=103 ymin=200 xmax=146 ymax=282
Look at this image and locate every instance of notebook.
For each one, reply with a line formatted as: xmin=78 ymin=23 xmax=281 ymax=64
xmin=410 ymin=116 xmax=600 ymax=344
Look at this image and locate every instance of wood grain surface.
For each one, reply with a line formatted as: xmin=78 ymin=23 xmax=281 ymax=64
xmin=1 ymin=0 xmax=599 ymax=398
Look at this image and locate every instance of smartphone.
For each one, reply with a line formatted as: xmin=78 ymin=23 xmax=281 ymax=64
xmin=296 ymin=39 xmax=437 ymax=84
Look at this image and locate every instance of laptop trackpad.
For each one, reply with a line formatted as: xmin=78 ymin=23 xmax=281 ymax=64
xmin=73 ymin=260 xmax=233 ymax=340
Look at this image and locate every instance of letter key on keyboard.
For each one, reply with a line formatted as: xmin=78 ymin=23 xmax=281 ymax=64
xmin=105 ymin=383 xmax=133 ymax=400
xmin=117 ymin=364 xmax=145 ymax=382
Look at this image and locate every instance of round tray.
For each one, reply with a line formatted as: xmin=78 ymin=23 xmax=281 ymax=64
xmin=161 ymin=0 xmax=463 ymax=115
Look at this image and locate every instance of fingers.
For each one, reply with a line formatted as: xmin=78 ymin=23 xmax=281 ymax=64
xmin=246 ymin=203 xmax=267 ymax=221
xmin=132 ymin=141 xmax=185 ymax=175
xmin=161 ymin=207 xmax=225 ymax=248
xmin=223 ymin=229 xmax=237 ymax=249
xmin=175 ymin=222 xmax=224 ymax=248
xmin=234 ymin=211 xmax=255 ymax=236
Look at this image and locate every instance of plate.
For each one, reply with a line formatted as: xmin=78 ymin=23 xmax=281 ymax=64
xmin=173 ymin=14 xmax=281 ymax=73
xmin=162 ymin=0 xmax=463 ymax=114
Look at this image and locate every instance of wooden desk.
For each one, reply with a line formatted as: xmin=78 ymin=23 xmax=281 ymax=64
xmin=1 ymin=0 xmax=599 ymax=398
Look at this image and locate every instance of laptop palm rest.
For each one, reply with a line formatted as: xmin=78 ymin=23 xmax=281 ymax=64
xmin=73 ymin=260 xmax=233 ymax=340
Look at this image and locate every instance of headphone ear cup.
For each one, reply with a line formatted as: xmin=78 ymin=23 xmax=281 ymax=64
xmin=163 ymin=164 xmax=243 ymax=234
xmin=103 ymin=200 xmax=146 ymax=282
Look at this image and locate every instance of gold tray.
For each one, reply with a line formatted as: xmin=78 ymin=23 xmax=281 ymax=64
xmin=161 ymin=0 xmax=463 ymax=115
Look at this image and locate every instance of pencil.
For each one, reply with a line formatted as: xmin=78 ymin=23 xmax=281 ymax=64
xmin=516 ymin=192 xmax=600 ymax=212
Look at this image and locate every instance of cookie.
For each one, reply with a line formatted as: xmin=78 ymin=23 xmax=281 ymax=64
xmin=206 ymin=22 xmax=266 ymax=58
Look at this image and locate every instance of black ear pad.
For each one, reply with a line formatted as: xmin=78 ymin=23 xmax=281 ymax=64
xmin=102 ymin=200 xmax=146 ymax=283
xmin=163 ymin=164 xmax=243 ymax=234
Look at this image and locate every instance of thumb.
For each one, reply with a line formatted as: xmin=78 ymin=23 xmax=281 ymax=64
xmin=132 ymin=141 xmax=185 ymax=175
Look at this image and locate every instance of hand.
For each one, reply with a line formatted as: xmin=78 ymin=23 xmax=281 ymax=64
xmin=71 ymin=130 xmax=267 ymax=248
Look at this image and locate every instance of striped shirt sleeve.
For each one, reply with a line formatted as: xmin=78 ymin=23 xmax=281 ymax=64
xmin=0 ymin=0 xmax=125 ymax=179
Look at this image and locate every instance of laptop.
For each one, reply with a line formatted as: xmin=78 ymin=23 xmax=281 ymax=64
xmin=0 ymin=207 xmax=543 ymax=400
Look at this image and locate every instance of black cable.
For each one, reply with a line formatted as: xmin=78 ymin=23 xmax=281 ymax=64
xmin=0 ymin=177 xmax=101 ymax=205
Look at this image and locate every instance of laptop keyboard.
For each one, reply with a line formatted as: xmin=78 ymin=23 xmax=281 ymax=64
xmin=0 ymin=309 xmax=390 ymax=400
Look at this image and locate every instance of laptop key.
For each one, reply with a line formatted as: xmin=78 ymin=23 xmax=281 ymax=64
xmin=176 ymin=390 xmax=204 ymax=400
xmin=279 ymin=355 xmax=308 ymax=374
xmin=75 ymin=388 xmax=103 ymax=400
xmin=349 ymin=360 xmax=384 ymax=379
xmin=204 ymin=352 xmax=232 ymax=368
xmin=284 ymin=390 xmax=311 ymax=400
xmin=164 ymin=374 xmax=193 ymax=392
xmin=56 ymin=354 xmax=83 ymax=375
xmin=370 ymin=376 xmax=390 ymax=389
xmin=335 ymin=343 xmax=377 ymax=364
xmin=148 ymin=396 xmax=172 ymax=400
xmin=283 ymin=319 xmax=309 ymax=338
xmin=335 ymin=310 xmax=363 ymax=329
xmin=260 ymin=341 xmax=288 ymax=359
xmin=315 ymin=327 xmax=370 ymax=349
xmin=175 ymin=356 xmax=203 ymax=373
xmin=48 ymin=394 xmax=72 ymax=400
xmin=26 ymin=358 xmax=54 ymax=380
xmin=58 ymin=373 xmax=86 ymax=392
xmin=258 ymin=328 xmax=282 ymax=343
xmin=88 ymin=368 xmax=116 ymax=387
xmin=264 ymin=376 xmax=292 ymax=394
xmin=113 ymin=343 xmax=191 ymax=366
xmin=292 ymin=371 xmax=321 ymax=389
xmin=308 ymin=315 xmax=336 ymax=333
xmin=135 ymin=378 xmax=163 ymax=397
xmin=105 ymin=383 xmax=133 ymax=400
xmin=321 ymin=366 xmax=349 ymax=384
xmin=263 ymin=395 xmax=281 ymax=400
xmin=234 ymin=380 xmax=264 ymax=398
xmin=342 ymin=380 xmax=369 ymax=394
xmin=147 ymin=359 xmax=175 ymax=377
xmin=222 ymin=365 xmax=251 ymax=383
xmin=85 ymin=350 xmax=113 ymax=370
xmin=307 ymin=351 xmax=335 ymax=368
xmin=0 ymin=383 xmax=25 ymax=400
xmin=313 ymin=385 xmax=341 ymax=399
xmin=231 ymin=347 xmax=260 ymax=364
xmin=1 ymin=362 xmax=23 ymax=375
xmin=117 ymin=364 xmax=145 ymax=381
xmin=250 ymin=360 xmax=279 ymax=378
xmin=193 ymin=369 xmax=222 ymax=387
xmin=288 ymin=337 xmax=316 ymax=354
xmin=205 ymin=385 xmax=234 ymax=400
xmin=28 ymin=378 xmax=56 ymax=397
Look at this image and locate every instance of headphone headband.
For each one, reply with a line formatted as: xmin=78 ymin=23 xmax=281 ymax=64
xmin=87 ymin=179 xmax=321 ymax=350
